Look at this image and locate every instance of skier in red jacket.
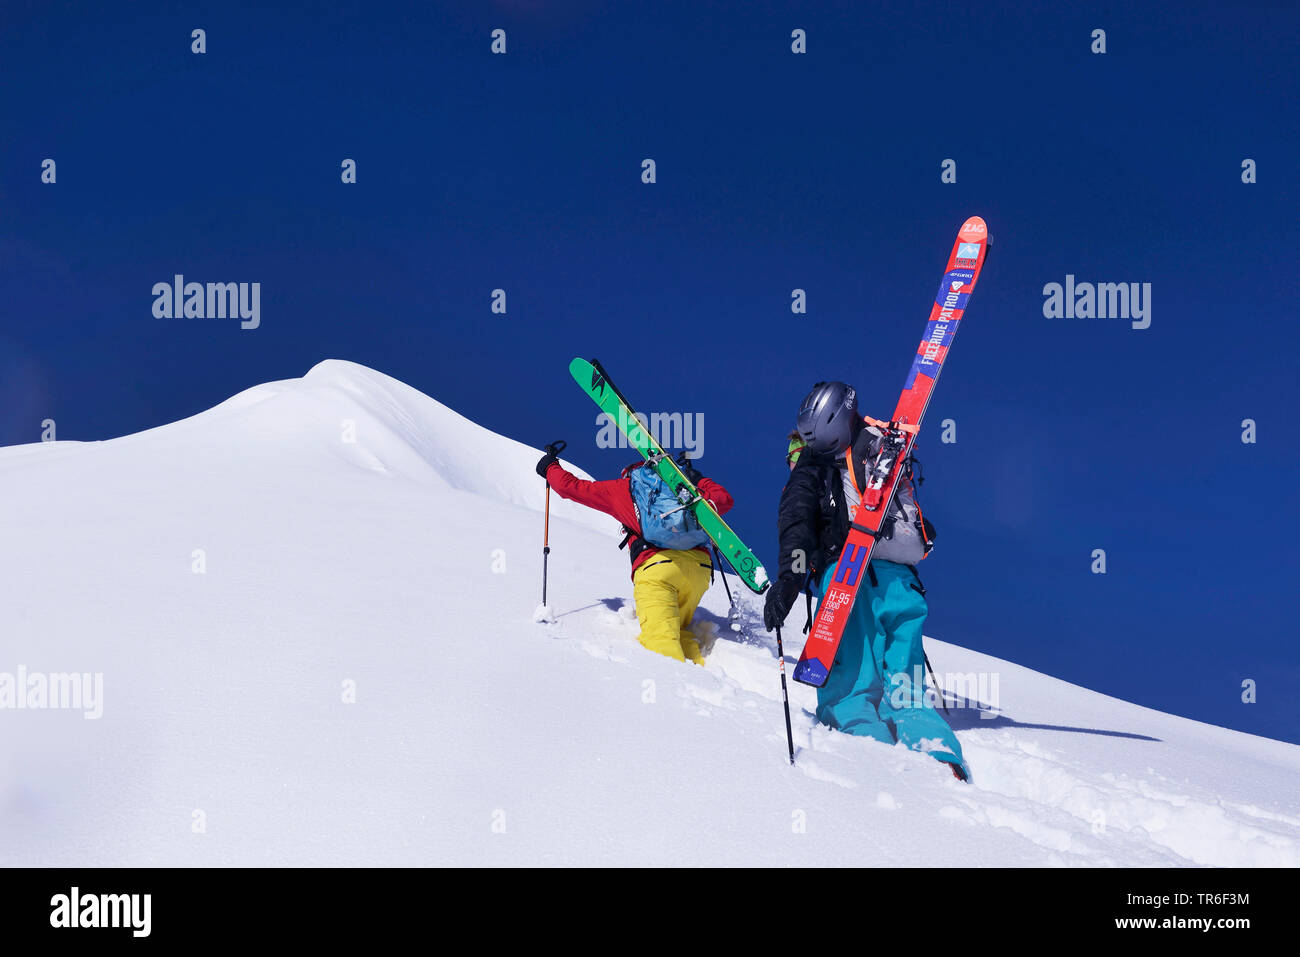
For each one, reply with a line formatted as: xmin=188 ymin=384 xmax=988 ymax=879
xmin=535 ymin=449 xmax=734 ymax=665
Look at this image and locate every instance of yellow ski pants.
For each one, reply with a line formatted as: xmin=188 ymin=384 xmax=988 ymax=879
xmin=631 ymin=549 xmax=713 ymax=665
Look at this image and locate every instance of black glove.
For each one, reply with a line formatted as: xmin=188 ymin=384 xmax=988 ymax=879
xmin=763 ymin=575 xmax=803 ymax=632
xmin=536 ymin=440 xmax=567 ymax=479
xmin=676 ymin=454 xmax=704 ymax=486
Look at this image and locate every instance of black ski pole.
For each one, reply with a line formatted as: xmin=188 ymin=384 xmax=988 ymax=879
xmin=924 ymin=650 xmax=949 ymax=714
xmin=775 ymin=625 xmax=796 ymax=765
xmin=540 ymin=440 xmax=566 ymax=609
xmin=711 ymin=545 xmax=734 ymax=608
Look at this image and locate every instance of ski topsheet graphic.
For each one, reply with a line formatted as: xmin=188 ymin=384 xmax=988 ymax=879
xmin=568 ymin=357 xmax=770 ymax=594
xmin=793 ymin=216 xmax=990 ymax=687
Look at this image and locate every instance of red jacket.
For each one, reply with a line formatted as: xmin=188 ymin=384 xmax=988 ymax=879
xmin=545 ymin=462 xmax=735 ymax=577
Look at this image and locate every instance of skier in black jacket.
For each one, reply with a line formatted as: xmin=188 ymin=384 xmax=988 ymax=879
xmin=764 ymin=381 xmax=968 ymax=780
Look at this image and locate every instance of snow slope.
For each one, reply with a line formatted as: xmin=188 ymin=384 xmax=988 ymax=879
xmin=1 ymin=360 xmax=1296 ymax=867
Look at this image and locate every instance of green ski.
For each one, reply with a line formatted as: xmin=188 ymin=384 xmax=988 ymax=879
xmin=568 ymin=358 xmax=770 ymax=594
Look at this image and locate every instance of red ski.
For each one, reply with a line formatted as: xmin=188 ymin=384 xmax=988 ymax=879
xmin=793 ymin=216 xmax=990 ymax=687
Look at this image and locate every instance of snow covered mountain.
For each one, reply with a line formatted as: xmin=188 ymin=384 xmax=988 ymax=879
xmin=1 ymin=360 xmax=1296 ymax=867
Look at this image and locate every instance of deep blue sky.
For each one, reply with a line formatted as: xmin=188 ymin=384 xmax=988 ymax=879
xmin=2 ymin=1 xmax=1296 ymax=743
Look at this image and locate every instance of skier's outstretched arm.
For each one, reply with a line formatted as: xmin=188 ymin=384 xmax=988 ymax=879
xmin=542 ymin=461 xmax=638 ymax=527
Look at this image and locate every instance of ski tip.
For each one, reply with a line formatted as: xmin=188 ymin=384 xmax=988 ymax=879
xmin=958 ymin=216 xmax=988 ymax=243
xmin=568 ymin=357 xmax=599 ymax=385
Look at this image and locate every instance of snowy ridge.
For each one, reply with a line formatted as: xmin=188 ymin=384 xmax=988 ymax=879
xmin=0 ymin=360 xmax=614 ymax=533
xmin=0 ymin=360 xmax=1296 ymax=867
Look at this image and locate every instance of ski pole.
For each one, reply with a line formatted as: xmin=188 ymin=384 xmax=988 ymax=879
xmin=541 ymin=440 xmax=566 ymax=608
xmin=924 ymin=650 xmax=949 ymax=715
xmin=775 ymin=626 xmax=796 ymax=765
xmin=542 ymin=484 xmax=551 ymax=606
xmin=711 ymin=545 xmax=734 ymax=608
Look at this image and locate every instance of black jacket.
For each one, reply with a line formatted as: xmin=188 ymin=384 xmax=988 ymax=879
xmin=775 ymin=452 xmax=851 ymax=591
xmin=774 ymin=430 xmax=935 ymax=593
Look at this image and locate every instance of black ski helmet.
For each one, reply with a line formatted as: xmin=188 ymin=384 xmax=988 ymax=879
xmin=796 ymin=381 xmax=860 ymax=455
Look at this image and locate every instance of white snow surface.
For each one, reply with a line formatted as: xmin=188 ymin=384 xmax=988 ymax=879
xmin=1 ymin=359 xmax=1296 ymax=867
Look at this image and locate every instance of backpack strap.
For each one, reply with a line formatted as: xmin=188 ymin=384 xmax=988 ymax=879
xmin=619 ymin=475 xmax=652 ymax=566
xmin=619 ymin=529 xmax=652 ymax=566
xmin=843 ymin=448 xmax=862 ymax=500
xmin=862 ymin=414 xmax=919 ymax=434
xmin=905 ymin=455 xmax=935 ymax=555
xmin=907 ymin=564 xmax=926 ymax=595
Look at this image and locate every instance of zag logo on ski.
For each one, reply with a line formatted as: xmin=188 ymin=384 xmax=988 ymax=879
xmin=567 ymin=357 xmax=771 ymax=594
xmin=793 ymin=216 xmax=990 ymax=688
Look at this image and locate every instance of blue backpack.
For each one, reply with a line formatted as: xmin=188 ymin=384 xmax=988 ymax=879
xmin=627 ymin=464 xmax=711 ymax=551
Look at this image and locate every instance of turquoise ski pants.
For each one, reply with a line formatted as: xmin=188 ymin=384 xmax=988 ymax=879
xmin=815 ymin=559 xmax=966 ymax=772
